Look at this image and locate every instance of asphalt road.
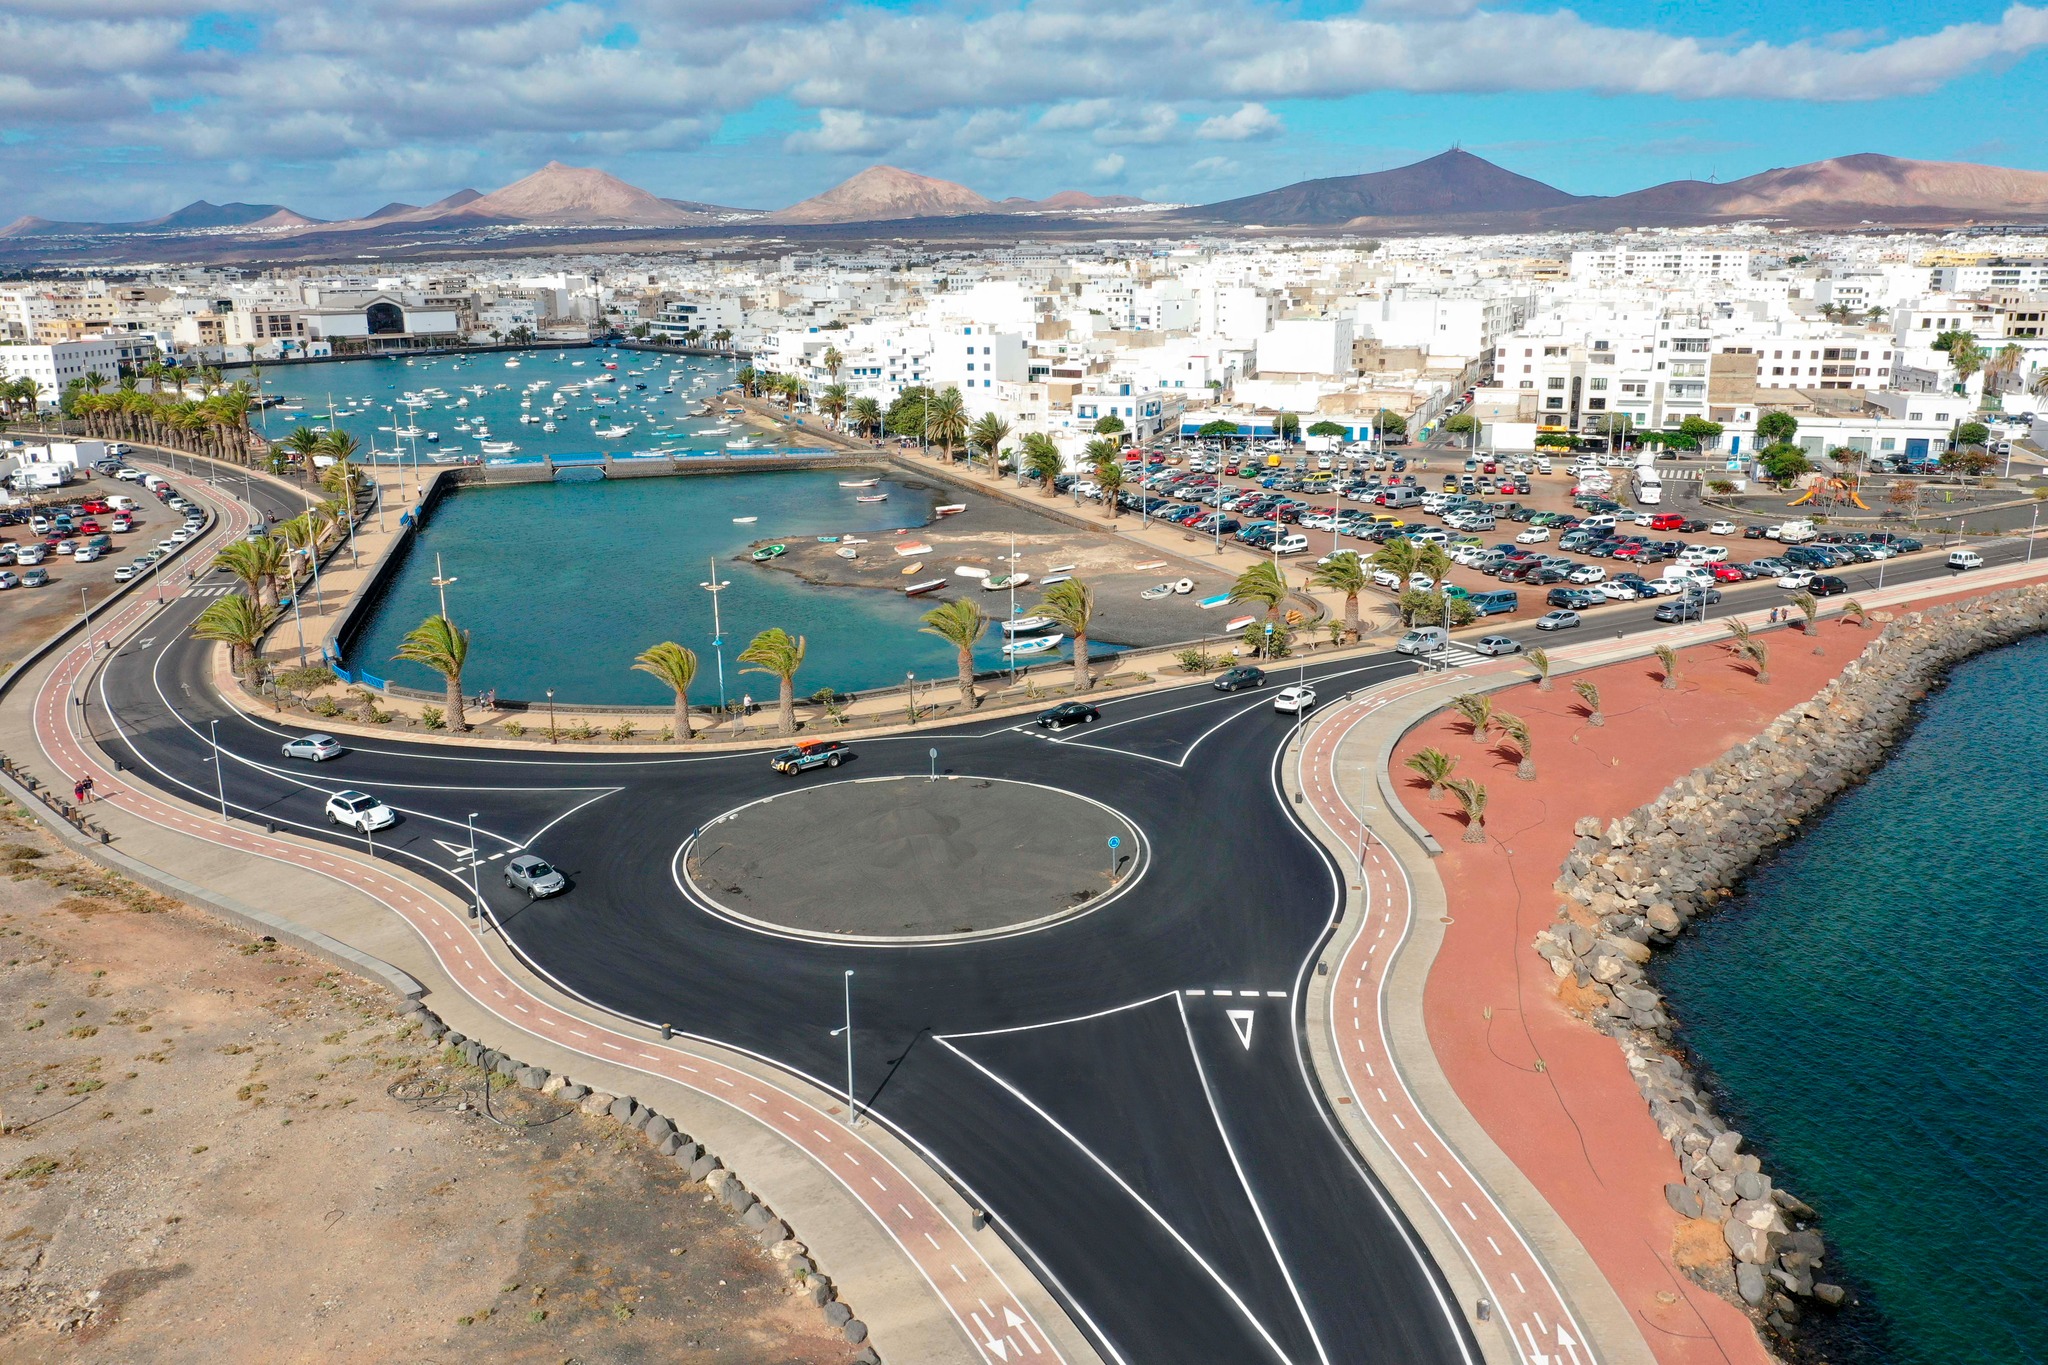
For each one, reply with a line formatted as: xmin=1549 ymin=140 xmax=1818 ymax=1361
xmin=77 ymin=464 xmax=2045 ymax=1365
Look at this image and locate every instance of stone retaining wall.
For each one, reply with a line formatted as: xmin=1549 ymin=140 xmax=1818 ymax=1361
xmin=1533 ymin=585 xmax=2048 ymax=1349
xmin=397 ymin=1001 xmax=884 ymax=1361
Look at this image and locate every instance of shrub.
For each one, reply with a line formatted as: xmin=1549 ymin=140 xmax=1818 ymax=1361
xmin=608 ymin=719 xmax=635 ymax=740
xmin=420 ymin=705 xmax=445 ymax=730
xmin=278 ymin=665 xmax=336 ymax=691
xmin=308 ymin=695 xmax=340 ymax=717
xmin=1175 ymin=648 xmax=1215 ymax=673
xmin=503 ymin=721 xmax=525 ymax=737
xmin=567 ymin=721 xmax=597 ymax=741
xmin=366 ymin=707 xmax=393 ymax=725
xmin=1706 ymin=479 xmax=1735 ymax=494
xmin=654 ymin=725 xmax=674 ymax=742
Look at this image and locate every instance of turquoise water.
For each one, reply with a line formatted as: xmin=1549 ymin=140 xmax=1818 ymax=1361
xmin=349 ymin=472 xmax=1057 ymax=703
xmin=1657 ymin=632 xmax=2048 ymax=1365
xmin=251 ymin=350 xmax=768 ymax=462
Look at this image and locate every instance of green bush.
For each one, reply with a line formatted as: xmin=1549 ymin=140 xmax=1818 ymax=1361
xmin=607 ymin=719 xmax=635 ymax=740
xmin=503 ymin=721 xmax=525 ymax=737
xmin=1175 ymin=648 xmax=1215 ymax=673
xmin=308 ymin=695 xmax=340 ymax=717
xmin=278 ymin=665 xmax=336 ymax=691
xmin=420 ymin=705 xmax=445 ymax=730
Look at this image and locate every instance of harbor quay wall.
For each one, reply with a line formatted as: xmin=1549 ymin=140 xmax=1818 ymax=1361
xmin=1531 ymin=585 xmax=2048 ymax=1346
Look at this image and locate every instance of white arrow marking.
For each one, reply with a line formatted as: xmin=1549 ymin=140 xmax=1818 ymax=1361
xmin=1557 ymin=1323 xmax=1583 ymax=1365
xmin=1521 ymin=1321 xmax=1553 ymax=1365
xmin=432 ymin=838 xmax=478 ymax=861
xmin=1004 ymin=1305 xmax=1042 ymax=1354
xmin=971 ymin=1311 xmax=1009 ymax=1360
xmin=1226 ymin=1009 xmax=1255 ymax=1050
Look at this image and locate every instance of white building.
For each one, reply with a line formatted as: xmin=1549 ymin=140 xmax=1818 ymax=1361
xmin=0 ymin=341 xmax=125 ymax=406
xmin=1569 ymin=246 xmax=1753 ymax=285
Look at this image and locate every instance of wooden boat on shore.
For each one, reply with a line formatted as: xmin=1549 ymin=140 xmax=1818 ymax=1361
xmin=1001 ymin=634 xmax=1062 ymax=657
xmin=1000 ymin=615 xmax=1054 ymax=636
xmin=895 ymin=542 xmax=932 ymax=557
xmin=956 ymin=566 xmax=990 ymax=579
xmin=983 ymin=573 xmax=1030 ymax=592
xmin=838 ymin=478 xmax=880 ymax=488
xmin=934 ymin=504 xmax=965 ymax=517
xmin=1226 ymin=615 xmax=1257 ymax=631
xmin=750 ymin=544 xmax=786 ymax=562
xmin=1040 ymin=574 xmax=1071 ymax=586
xmin=1198 ymin=593 xmax=1232 ymax=609
xmin=904 ymin=578 xmax=947 ymax=597
xmin=1140 ymin=582 xmax=1175 ymax=600
xmin=835 ymin=546 xmax=858 ymax=559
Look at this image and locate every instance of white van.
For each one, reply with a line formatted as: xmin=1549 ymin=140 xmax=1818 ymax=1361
xmin=1946 ymin=549 xmax=1984 ymax=571
xmin=1273 ymin=532 xmax=1310 ymax=555
xmin=1394 ymin=627 xmax=1449 ymax=655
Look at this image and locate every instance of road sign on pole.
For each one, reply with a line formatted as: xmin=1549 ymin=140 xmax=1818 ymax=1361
xmin=1108 ymin=834 xmax=1121 ymax=882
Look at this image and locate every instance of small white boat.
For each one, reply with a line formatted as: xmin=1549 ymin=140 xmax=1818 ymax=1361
xmin=1134 ymin=561 xmax=1168 ymax=572
xmin=839 ymin=478 xmax=880 ymax=488
xmin=1046 ymin=563 xmax=1076 ymax=574
xmin=478 ymin=440 xmax=518 ymax=454
xmin=1001 ymin=615 xmax=1055 ymax=636
xmin=1198 ymin=593 xmax=1233 ymax=609
xmin=934 ymin=503 xmax=965 ymax=516
xmin=541 ymin=423 xmax=556 ymax=433
xmin=1040 ymin=575 xmax=1072 ymax=587
xmin=733 ymin=516 xmax=758 ymax=524
xmin=595 ymin=424 xmax=634 ymax=438
xmin=835 ymin=546 xmax=858 ymax=559
xmin=1141 ymin=582 xmax=1175 ymax=600
xmin=904 ymin=578 xmax=947 ymax=597
xmin=856 ymin=494 xmax=888 ymax=504
xmin=895 ymin=542 xmax=932 ymax=557
xmin=983 ymin=573 xmax=1030 ymax=592
xmin=1002 ymin=634 xmax=1062 ymax=657
xmin=1226 ymin=615 xmax=1257 ymax=631
xmin=956 ymin=566 xmax=990 ymax=579
xmin=841 ymin=536 xmax=868 ymax=545
xmin=1173 ymin=578 xmax=1195 ymax=594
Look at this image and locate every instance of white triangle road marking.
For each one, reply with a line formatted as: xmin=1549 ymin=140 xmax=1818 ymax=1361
xmin=1226 ymin=1009 xmax=1255 ymax=1050
xmin=432 ymin=838 xmax=477 ymax=861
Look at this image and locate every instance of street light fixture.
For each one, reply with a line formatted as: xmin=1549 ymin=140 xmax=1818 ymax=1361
xmin=430 ymin=551 xmax=457 ymax=620
xmin=829 ymin=969 xmax=859 ymax=1125
xmin=700 ymin=557 xmax=729 ymax=713
xmin=546 ymin=687 xmax=557 ymax=744
xmin=465 ymin=811 xmax=484 ymax=920
xmin=208 ymin=718 xmax=228 ymax=823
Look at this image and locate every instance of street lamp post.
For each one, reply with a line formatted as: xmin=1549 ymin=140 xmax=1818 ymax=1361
xmin=431 ymin=552 xmax=457 ymax=620
xmin=79 ymin=585 xmax=93 ymax=651
xmin=465 ymin=811 xmax=484 ymax=920
xmin=546 ymin=688 xmax=557 ymax=744
xmin=700 ymin=558 xmax=729 ymax=713
xmin=829 ymin=970 xmax=858 ymax=1125
xmin=208 ymin=718 xmax=228 ymax=823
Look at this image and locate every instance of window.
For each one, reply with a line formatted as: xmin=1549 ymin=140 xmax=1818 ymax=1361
xmin=1547 ymin=377 xmax=1566 ymax=390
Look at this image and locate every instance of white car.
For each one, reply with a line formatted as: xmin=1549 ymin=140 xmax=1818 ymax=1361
xmin=155 ymin=539 xmax=179 ymax=554
xmin=1776 ymin=570 xmax=1816 ymax=589
xmin=1599 ymin=581 xmax=1639 ymax=601
xmin=1535 ymin=610 xmax=1582 ymax=632
xmin=168 ymin=528 xmax=193 ymax=544
xmin=114 ymin=467 xmax=143 ymax=481
xmin=1408 ymin=572 xmax=1437 ymax=591
xmin=1514 ymin=527 xmax=1550 ymax=544
xmin=1474 ymin=635 xmax=1522 ymax=656
xmin=283 ymin=734 xmax=345 ymax=762
xmin=1372 ymin=567 xmax=1403 ymax=590
xmin=1272 ymin=685 xmax=1317 ymax=714
xmin=1707 ymin=520 xmax=1737 ymax=536
xmin=324 ymin=790 xmax=396 ymax=831
xmin=1316 ymin=548 xmax=1359 ymax=567
xmin=112 ymin=565 xmax=136 ymax=582
xmin=74 ymin=546 xmax=101 ymax=563
xmin=1567 ymin=564 xmax=1607 ymax=585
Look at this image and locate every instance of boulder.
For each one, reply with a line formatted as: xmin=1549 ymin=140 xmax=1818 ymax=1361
xmin=1735 ymin=1262 xmax=1769 ymax=1306
xmin=671 ymin=1141 xmax=703 ymax=1167
xmin=1734 ymin=1171 xmax=1771 ymax=1203
xmin=580 ymin=1091 xmax=615 ymax=1117
xmin=1813 ymin=1282 xmax=1847 ymax=1308
xmin=609 ymin=1096 xmax=641 ymax=1124
xmin=1724 ymin=1219 xmax=1776 ymax=1265
xmin=843 ymin=1319 xmax=869 ymax=1345
xmin=1663 ymin=1184 xmax=1702 ymax=1219
xmin=788 ymin=1254 xmax=817 ymax=1276
xmin=558 ymin=1083 xmax=589 ymax=1103
xmin=1707 ymin=1130 xmax=1743 ymax=1169
xmin=756 ymin=1220 xmax=791 ymax=1248
xmin=515 ymin=1066 xmax=549 ymax=1090
xmin=805 ymin=1278 xmax=833 ymax=1307
xmin=444 ymin=1031 xmax=467 ymax=1049
xmin=741 ymin=1202 xmax=775 ymax=1229
xmin=688 ymin=1153 xmax=721 ymax=1182
xmin=656 ymin=1133 xmax=683 ymax=1157
xmin=493 ymin=1055 xmax=519 ymax=1078
xmin=541 ymin=1073 xmax=569 ymax=1096
xmin=822 ymin=1301 xmax=853 ymax=1327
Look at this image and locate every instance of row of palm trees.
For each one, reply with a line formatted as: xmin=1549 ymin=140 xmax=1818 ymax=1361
xmin=71 ymin=378 xmax=263 ymax=467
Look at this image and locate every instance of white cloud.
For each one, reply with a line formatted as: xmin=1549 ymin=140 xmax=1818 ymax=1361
xmin=1189 ymin=155 xmax=1240 ymax=176
xmin=1195 ymin=103 xmax=1281 ymax=141
xmin=1092 ymin=153 xmax=1126 ymax=178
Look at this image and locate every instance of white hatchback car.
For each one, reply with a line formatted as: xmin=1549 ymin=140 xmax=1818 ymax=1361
xmin=283 ymin=734 xmax=345 ymax=762
xmin=1272 ymin=685 xmax=1317 ymax=714
xmin=1514 ymin=527 xmax=1550 ymax=544
xmin=324 ymin=790 xmax=396 ymax=831
xmin=1707 ymin=520 xmax=1737 ymax=536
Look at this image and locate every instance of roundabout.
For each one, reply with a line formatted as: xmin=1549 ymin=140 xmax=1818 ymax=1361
xmin=678 ymin=775 xmax=1146 ymax=943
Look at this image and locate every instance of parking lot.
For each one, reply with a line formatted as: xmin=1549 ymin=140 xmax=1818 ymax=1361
xmin=0 ymin=457 xmax=212 ymax=665
xmin=1067 ymin=442 xmax=1937 ymax=633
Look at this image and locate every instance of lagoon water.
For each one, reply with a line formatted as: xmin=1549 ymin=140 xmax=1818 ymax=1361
xmin=1656 ymin=632 xmax=2048 ymax=1365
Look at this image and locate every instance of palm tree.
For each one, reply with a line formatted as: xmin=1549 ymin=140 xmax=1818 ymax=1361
xmin=1744 ymin=639 xmax=1772 ymax=684
xmin=735 ymin=365 xmax=759 ymax=397
xmin=850 ymin=396 xmax=881 ymax=438
xmin=83 ymin=369 xmax=107 ymax=395
xmin=920 ymin=598 xmax=990 ymax=707
xmin=394 ymin=614 xmax=470 ymax=731
xmin=1449 ymin=692 xmax=1494 ymax=744
xmin=1230 ymin=561 xmax=1289 ymax=627
xmin=738 ymin=628 xmax=806 ymax=735
xmin=1445 ymin=778 xmax=1489 ymax=844
xmin=1493 ymin=712 xmax=1536 ymax=780
xmin=1654 ymin=644 xmax=1680 ymax=690
xmin=191 ymin=593 xmax=269 ymax=674
xmin=1404 ymin=747 xmax=1458 ymax=799
xmin=1370 ymin=538 xmax=1418 ymax=582
xmin=969 ymin=413 xmax=1012 ymax=479
xmin=1842 ymin=599 xmax=1869 ymax=628
xmin=1789 ymin=591 xmax=1819 ymax=634
xmin=818 ymin=384 xmax=850 ymax=430
xmin=1415 ymin=542 xmax=1453 ymax=589
xmin=1035 ymin=578 xmax=1095 ymax=693
xmin=1093 ymin=457 xmax=1125 ymax=516
xmin=212 ymin=537 xmax=285 ymax=608
xmin=632 ymin=641 xmax=700 ymax=740
xmin=1022 ymin=433 xmax=1064 ymax=494
xmin=1525 ymin=647 xmax=1553 ymax=691
xmin=820 ymin=346 xmax=844 ymax=383
xmin=2030 ymin=366 xmax=2048 ymax=405
xmin=1308 ymin=554 xmax=1367 ymax=640
xmin=1724 ymin=619 xmax=1753 ymax=654
xmin=1987 ymin=343 xmax=2026 ymax=394
xmin=925 ymin=386 xmax=968 ymax=462
xmin=1572 ymin=679 xmax=1604 ymax=726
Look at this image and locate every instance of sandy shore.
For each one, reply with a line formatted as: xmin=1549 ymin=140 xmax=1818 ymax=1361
xmin=746 ymin=479 xmax=1246 ymax=649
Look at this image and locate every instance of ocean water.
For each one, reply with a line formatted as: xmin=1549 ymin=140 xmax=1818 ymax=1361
xmin=1656 ymin=632 xmax=2048 ymax=1365
xmin=347 ymin=471 xmax=1055 ymax=703
xmin=251 ymin=349 xmax=761 ymax=462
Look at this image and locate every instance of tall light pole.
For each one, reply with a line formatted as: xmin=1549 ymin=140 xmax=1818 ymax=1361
xmin=546 ymin=687 xmax=557 ymax=744
xmin=829 ymin=969 xmax=858 ymax=1125
xmin=79 ymin=585 xmax=93 ymax=651
xmin=465 ymin=811 xmax=484 ymax=920
xmin=431 ymin=552 xmax=456 ymax=620
xmin=700 ymin=557 xmax=729 ymax=713
xmin=209 ymin=718 xmax=228 ymax=823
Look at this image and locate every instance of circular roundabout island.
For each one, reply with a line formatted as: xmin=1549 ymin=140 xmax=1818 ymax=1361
xmin=681 ymin=775 xmax=1144 ymax=943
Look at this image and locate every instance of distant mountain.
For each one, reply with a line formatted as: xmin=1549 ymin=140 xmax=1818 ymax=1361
xmin=436 ymin=162 xmax=701 ymax=227
xmin=1187 ymin=149 xmax=1582 ymax=226
xmin=364 ymin=201 xmax=420 ymax=220
xmin=1561 ymin=153 xmax=2048 ymax=227
xmin=1005 ymin=190 xmax=1153 ymax=212
xmin=775 ymin=166 xmax=995 ymax=224
xmin=0 ymin=199 xmax=318 ymax=238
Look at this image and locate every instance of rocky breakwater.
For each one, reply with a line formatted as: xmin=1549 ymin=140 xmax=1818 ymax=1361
xmin=1532 ymin=586 xmax=2048 ymax=1349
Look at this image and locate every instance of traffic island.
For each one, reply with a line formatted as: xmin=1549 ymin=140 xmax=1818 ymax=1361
xmin=683 ymin=775 xmax=1143 ymax=942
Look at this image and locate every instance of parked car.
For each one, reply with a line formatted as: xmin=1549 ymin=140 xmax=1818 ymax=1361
xmin=1776 ymin=570 xmax=1816 ymax=589
xmin=282 ymin=734 xmax=344 ymax=762
xmin=770 ymin=739 xmax=852 ymax=774
xmin=1809 ymin=575 xmax=1850 ymax=596
xmin=1534 ymin=610 xmax=1581 ymax=632
xmin=324 ymin=790 xmax=396 ymax=831
xmin=1272 ymin=684 xmax=1317 ymax=714
xmin=1213 ymin=665 xmax=1267 ymax=692
xmin=1036 ymin=702 xmax=1101 ymax=729
xmin=1513 ymin=527 xmax=1550 ymax=544
xmin=20 ymin=567 xmax=48 ymax=587
xmin=504 ymin=854 xmax=567 ymax=899
xmin=1474 ymin=635 xmax=1522 ymax=656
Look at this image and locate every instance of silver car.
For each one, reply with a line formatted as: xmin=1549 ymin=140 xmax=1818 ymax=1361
xmin=504 ymin=854 xmax=566 ymax=899
xmin=282 ymin=733 xmax=344 ymax=762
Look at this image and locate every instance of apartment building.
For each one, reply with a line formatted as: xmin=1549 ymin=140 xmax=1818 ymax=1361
xmin=0 ymin=340 xmax=126 ymax=405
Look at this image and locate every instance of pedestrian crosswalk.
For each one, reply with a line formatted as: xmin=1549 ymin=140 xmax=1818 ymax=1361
xmin=1420 ymin=645 xmax=1491 ymax=669
xmin=182 ymin=584 xmax=237 ymax=599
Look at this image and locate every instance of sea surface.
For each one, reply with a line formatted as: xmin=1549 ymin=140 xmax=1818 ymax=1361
xmin=346 ymin=471 xmax=1057 ymax=703
xmin=1656 ymin=631 xmax=2048 ymax=1365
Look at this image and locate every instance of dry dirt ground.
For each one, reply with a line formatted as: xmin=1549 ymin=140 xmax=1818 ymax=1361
xmin=0 ymin=807 xmax=862 ymax=1365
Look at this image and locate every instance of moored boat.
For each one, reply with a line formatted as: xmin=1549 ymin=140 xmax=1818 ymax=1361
xmin=750 ymin=543 xmax=787 ymax=562
xmin=1198 ymin=593 xmax=1232 ymax=609
xmin=904 ymin=578 xmax=947 ymax=597
xmin=983 ymin=573 xmax=1030 ymax=592
xmin=1140 ymin=582 xmax=1175 ymax=600
xmin=733 ymin=516 xmax=758 ymax=524
xmin=1000 ymin=615 xmax=1055 ymax=636
xmin=855 ymin=494 xmax=888 ymax=503
xmin=934 ymin=503 xmax=965 ymax=516
xmin=838 ymin=478 xmax=880 ymax=488
xmin=1001 ymin=634 xmax=1062 ymax=656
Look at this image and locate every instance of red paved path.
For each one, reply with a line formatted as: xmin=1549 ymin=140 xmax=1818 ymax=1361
xmin=30 ymin=468 xmax=1058 ymax=1365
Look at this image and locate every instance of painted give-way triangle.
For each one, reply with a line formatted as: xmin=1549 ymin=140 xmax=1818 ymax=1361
xmin=1226 ymin=1009 xmax=1255 ymax=1050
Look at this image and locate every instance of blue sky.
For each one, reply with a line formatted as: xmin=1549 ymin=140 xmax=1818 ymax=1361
xmin=8 ymin=0 xmax=2048 ymax=221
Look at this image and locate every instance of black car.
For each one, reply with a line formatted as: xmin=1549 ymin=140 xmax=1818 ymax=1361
xmin=1743 ymin=525 xmax=1768 ymax=539
xmin=1681 ymin=519 xmax=1710 ymax=533
xmin=1809 ymin=575 xmax=1850 ymax=596
xmin=1037 ymin=702 xmax=1101 ymax=729
xmin=1213 ymin=665 xmax=1267 ymax=692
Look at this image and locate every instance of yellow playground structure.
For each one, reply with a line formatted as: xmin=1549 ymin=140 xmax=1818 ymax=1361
xmin=1788 ymin=476 xmax=1870 ymax=510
